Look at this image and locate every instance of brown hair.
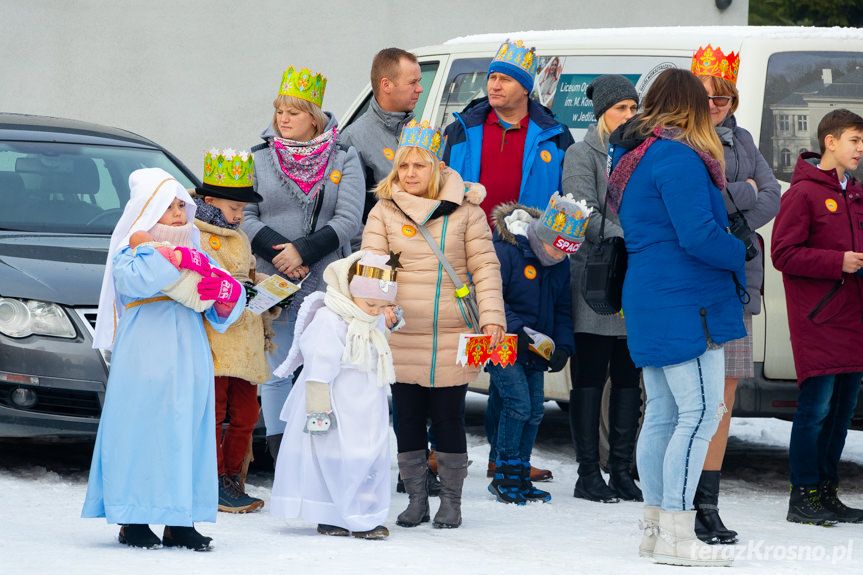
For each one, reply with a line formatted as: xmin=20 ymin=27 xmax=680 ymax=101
xmin=374 ymin=146 xmax=442 ymax=200
xmin=634 ymin=68 xmax=724 ymax=167
xmin=817 ymin=108 xmax=863 ymax=155
xmin=699 ymin=75 xmax=739 ymax=117
xmin=271 ymin=95 xmax=328 ymax=140
xmin=371 ymin=48 xmax=418 ymax=99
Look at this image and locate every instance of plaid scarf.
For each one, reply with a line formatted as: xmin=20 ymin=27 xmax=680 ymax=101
xmin=272 ymin=127 xmax=336 ymax=197
xmin=606 ymin=125 xmax=726 ymax=214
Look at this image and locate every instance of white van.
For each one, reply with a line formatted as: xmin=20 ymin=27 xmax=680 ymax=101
xmin=342 ymin=26 xmax=863 ymax=421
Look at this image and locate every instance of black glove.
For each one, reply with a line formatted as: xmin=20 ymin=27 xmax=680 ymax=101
xmin=548 ymin=348 xmax=569 ymax=373
xmin=516 ymin=330 xmax=531 ymax=358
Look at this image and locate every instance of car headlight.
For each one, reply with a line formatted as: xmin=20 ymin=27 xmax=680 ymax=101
xmin=0 ymin=298 xmax=76 ymax=338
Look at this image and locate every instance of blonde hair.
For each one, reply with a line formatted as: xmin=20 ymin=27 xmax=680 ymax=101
xmin=635 ymin=69 xmax=724 ymax=168
xmin=698 ymin=75 xmax=739 ymax=117
xmin=374 ymin=146 xmax=443 ymax=200
xmin=271 ymin=95 xmax=328 ymax=140
xmin=596 ymin=114 xmax=612 ymax=141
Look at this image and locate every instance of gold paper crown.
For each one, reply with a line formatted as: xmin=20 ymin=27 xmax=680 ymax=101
xmin=691 ymin=44 xmax=740 ymax=85
xmin=398 ymin=120 xmax=445 ymax=160
xmin=354 ymin=252 xmax=402 ymax=282
xmin=278 ymin=66 xmax=327 ymax=107
xmin=203 ymin=148 xmax=253 ymax=188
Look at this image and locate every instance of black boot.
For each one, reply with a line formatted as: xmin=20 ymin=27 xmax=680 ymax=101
xmin=693 ymin=470 xmax=737 ymax=544
xmin=488 ymin=458 xmax=526 ymax=505
xmin=606 ymin=386 xmax=643 ymax=502
xmin=162 ymin=525 xmax=213 ymax=551
xmin=118 ymin=524 xmax=161 ymax=549
xmin=819 ymin=479 xmax=863 ymax=523
xmin=570 ymin=387 xmax=619 ymax=503
xmin=519 ymin=460 xmax=551 ymax=503
xmin=787 ymin=484 xmax=838 ymax=525
xmin=266 ymin=433 xmax=283 ymax=466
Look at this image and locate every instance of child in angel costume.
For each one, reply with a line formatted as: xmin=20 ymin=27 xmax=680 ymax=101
xmin=270 ymin=251 xmax=402 ymax=540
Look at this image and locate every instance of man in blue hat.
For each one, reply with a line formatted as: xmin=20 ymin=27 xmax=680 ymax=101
xmin=443 ymin=39 xmax=574 ymax=222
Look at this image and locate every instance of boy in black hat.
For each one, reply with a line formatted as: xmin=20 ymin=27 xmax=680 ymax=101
xmin=193 ymin=149 xmax=273 ymax=514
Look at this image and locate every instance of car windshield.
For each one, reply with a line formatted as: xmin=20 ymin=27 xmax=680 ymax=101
xmin=0 ymin=141 xmax=195 ymax=234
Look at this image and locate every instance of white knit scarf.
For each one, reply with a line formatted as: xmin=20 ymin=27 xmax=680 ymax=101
xmin=323 ymin=287 xmax=395 ymax=387
xmin=148 ymin=222 xmax=195 ymax=248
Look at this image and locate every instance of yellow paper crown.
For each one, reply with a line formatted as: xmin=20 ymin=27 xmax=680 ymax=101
xmin=278 ymin=66 xmax=327 ymax=107
xmin=691 ymin=44 xmax=740 ymax=85
xmin=398 ymin=120 xmax=445 ymax=160
xmin=491 ymin=39 xmax=538 ymax=78
xmin=203 ymin=148 xmax=253 ymax=188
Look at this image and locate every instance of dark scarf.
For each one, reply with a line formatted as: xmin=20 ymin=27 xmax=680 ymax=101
xmin=193 ymin=197 xmax=239 ymax=230
xmin=606 ymin=125 xmax=726 ymax=214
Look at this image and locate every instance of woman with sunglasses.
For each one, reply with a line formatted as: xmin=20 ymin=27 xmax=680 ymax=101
xmin=693 ymin=44 xmax=780 ymax=545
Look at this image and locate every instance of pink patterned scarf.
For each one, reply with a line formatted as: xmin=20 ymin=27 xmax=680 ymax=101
xmin=272 ymin=126 xmax=337 ymax=197
xmin=606 ymin=125 xmax=726 ymax=214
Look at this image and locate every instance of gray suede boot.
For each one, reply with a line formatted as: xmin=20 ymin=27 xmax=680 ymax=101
xmin=433 ymin=452 xmax=469 ymax=529
xmin=396 ymin=450 xmax=430 ymax=527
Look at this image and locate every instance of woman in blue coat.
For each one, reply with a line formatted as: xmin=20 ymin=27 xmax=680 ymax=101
xmin=607 ymin=69 xmax=744 ymax=566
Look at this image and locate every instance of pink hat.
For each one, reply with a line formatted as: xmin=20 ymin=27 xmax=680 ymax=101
xmin=349 ymin=252 xmax=400 ymax=302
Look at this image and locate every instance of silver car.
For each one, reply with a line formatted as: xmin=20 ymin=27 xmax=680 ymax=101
xmin=0 ymin=113 xmax=198 ymax=438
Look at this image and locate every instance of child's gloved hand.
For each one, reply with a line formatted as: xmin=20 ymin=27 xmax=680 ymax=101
xmin=547 ymin=349 xmax=569 ymax=373
xmin=174 ymin=247 xmax=212 ymax=277
xmin=304 ymin=380 xmax=336 ymax=435
xmin=517 ymin=330 xmax=531 ymax=357
xmin=197 ymin=272 xmax=242 ymax=303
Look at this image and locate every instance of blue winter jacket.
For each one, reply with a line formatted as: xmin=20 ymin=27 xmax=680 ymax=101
xmin=443 ymin=97 xmax=574 ymax=210
xmin=616 ymin=139 xmax=746 ymax=368
xmin=491 ymin=203 xmax=575 ymax=368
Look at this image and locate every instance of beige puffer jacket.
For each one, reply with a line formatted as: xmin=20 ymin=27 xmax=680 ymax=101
xmin=361 ymin=168 xmax=505 ymax=388
xmin=196 ymin=219 xmax=272 ymax=384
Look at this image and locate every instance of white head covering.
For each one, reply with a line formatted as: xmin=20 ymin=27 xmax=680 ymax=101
xmin=93 ymin=168 xmax=199 ymax=350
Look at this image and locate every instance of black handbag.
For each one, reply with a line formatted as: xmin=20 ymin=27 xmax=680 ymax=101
xmin=582 ymin=144 xmax=627 ymax=315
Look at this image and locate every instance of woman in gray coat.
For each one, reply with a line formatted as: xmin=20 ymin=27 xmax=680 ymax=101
xmin=242 ymin=66 xmax=363 ymax=462
xmin=695 ymin=49 xmax=780 ymax=544
xmin=562 ymin=75 xmax=642 ymax=504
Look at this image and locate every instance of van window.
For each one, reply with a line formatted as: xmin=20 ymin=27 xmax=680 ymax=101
xmin=436 ymin=58 xmax=492 ymax=129
xmin=342 ymin=61 xmax=439 ymax=127
xmin=760 ymin=51 xmax=863 ymax=182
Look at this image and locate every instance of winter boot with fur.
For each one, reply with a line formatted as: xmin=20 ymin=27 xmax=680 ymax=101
xmin=488 ymin=458 xmax=526 ymax=504
xmin=652 ymin=510 xmax=733 ymax=567
xmin=396 ymin=450 xmax=430 ymax=527
xmin=519 ymin=460 xmax=551 ymax=502
xmin=787 ymin=484 xmax=838 ymax=525
xmin=434 ymin=451 xmax=469 ymax=528
xmin=118 ymin=524 xmax=161 ymax=549
xmin=571 ymin=387 xmax=619 ymax=503
xmin=694 ymin=470 xmax=737 ymax=544
xmin=606 ymin=387 xmax=643 ymax=502
xmin=819 ymin=479 xmax=863 ymax=523
xmin=638 ymin=506 xmax=660 ymax=558
xmin=162 ymin=525 xmax=213 ymax=551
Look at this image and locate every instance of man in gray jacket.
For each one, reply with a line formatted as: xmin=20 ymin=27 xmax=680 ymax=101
xmin=341 ymin=47 xmax=422 ymax=248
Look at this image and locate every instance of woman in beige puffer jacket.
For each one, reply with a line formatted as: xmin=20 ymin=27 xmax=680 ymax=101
xmin=361 ymin=123 xmax=505 ymax=530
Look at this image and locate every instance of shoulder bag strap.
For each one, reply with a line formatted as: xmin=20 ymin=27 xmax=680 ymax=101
xmin=414 ymin=221 xmax=472 ymax=298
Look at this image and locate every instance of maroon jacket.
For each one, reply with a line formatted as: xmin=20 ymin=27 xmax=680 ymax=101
xmin=771 ymin=152 xmax=863 ymax=385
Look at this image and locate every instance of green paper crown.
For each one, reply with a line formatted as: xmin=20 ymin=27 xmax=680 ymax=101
xmin=203 ymin=148 xmax=254 ymax=188
xmin=278 ymin=66 xmax=327 ymax=108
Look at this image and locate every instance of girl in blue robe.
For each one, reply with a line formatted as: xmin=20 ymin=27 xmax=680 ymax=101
xmin=82 ymin=168 xmax=244 ymax=550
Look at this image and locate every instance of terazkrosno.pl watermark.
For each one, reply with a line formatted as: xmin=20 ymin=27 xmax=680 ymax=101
xmin=701 ymin=539 xmax=855 ymax=563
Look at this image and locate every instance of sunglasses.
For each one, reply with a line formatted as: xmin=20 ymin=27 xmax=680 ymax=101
xmin=707 ymin=95 xmax=733 ymax=107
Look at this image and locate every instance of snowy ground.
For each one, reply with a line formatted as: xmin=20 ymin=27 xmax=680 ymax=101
xmin=2 ymin=395 xmax=862 ymax=575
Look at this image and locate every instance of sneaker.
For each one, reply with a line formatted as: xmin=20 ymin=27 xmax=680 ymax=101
xmin=820 ymin=479 xmax=863 ymax=523
xmin=162 ymin=526 xmax=213 ymax=551
xmin=317 ymin=524 xmax=350 ymax=536
xmin=118 ymin=524 xmax=161 ymax=549
xmin=218 ymin=474 xmax=264 ymax=513
xmin=351 ymin=525 xmax=389 ymax=539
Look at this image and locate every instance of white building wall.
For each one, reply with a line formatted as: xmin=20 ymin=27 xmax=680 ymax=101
xmin=0 ymin=0 xmax=747 ymax=173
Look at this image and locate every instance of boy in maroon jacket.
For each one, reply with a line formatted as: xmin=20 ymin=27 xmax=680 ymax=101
xmin=772 ymin=108 xmax=863 ymax=526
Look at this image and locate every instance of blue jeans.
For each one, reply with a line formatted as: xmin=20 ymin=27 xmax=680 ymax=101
xmin=486 ymin=363 xmax=546 ymax=463
xmin=636 ymin=348 xmax=725 ymax=511
xmin=260 ymin=310 xmax=297 ymax=436
xmin=789 ymin=372 xmax=863 ymax=486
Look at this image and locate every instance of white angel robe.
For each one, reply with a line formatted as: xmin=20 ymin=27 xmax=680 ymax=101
xmin=81 ymin=245 xmax=243 ymax=525
xmin=270 ymin=305 xmax=391 ymax=532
